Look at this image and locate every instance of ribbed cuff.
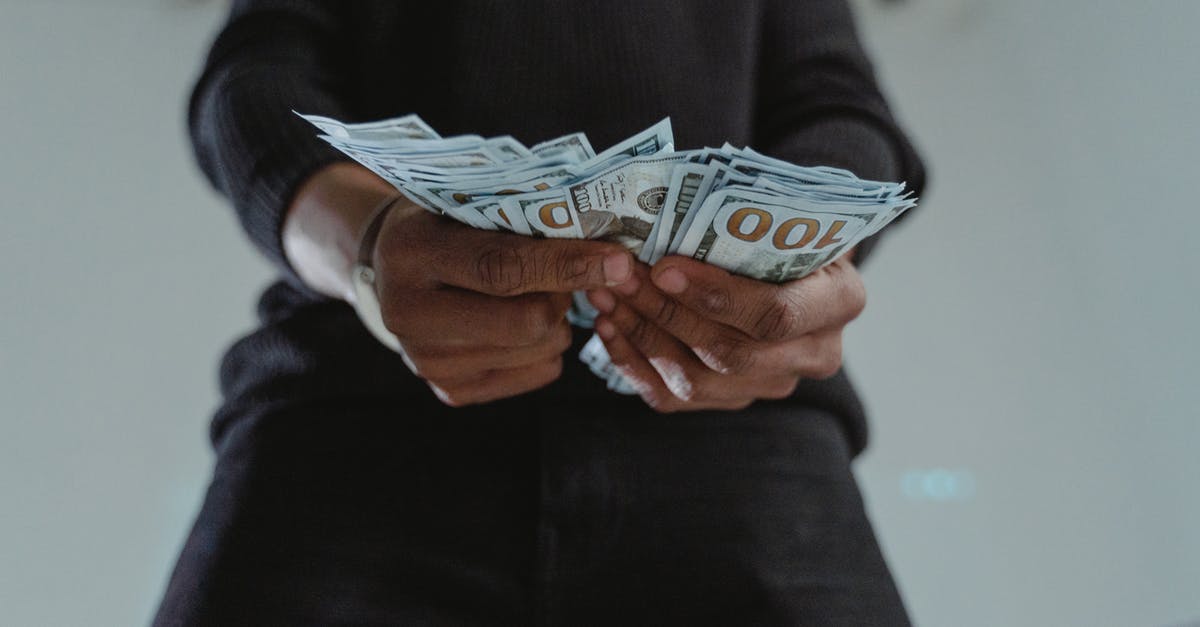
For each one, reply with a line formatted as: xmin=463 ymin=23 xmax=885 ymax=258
xmin=190 ymin=61 xmax=353 ymax=292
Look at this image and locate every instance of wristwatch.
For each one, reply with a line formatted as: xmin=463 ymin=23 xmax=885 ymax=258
xmin=350 ymin=195 xmax=405 ymax=353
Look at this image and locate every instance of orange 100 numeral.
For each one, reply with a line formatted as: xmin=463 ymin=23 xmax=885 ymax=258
xmin=724 ymin=207 xmax=847 ymax=251
xmin=538 ymin=201 xmax=575 ymax=229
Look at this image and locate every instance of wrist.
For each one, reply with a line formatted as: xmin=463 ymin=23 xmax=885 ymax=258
xmin=351 ymin=194 xmax=405 ymax=300
xmin=282 ymin=163 xmax=397 ymax=301
xmin=349 ymin=196 xmax=408 ymax=354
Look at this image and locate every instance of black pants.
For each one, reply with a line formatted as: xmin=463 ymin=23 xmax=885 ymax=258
xmin=154 ymin=392 xmax=909 ymax=626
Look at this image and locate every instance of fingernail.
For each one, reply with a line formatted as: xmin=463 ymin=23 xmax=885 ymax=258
xmin=603 ymin=253 xmax=631 ymax=286
xmin=587 ymin=289 xmax=615 ymax=314
xmin=653 ymin=267 xmax=688 ymax=294
xmin=596 ymin=319 xmax=616 ymax=340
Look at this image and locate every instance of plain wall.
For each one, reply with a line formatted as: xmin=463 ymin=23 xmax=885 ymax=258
xmin=845 ymin=1 xmax=1200 ymax=626
xmin=0 ymin=1 xmax=1196 ymax=625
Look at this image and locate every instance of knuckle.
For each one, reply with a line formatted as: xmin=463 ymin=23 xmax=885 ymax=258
xmin=625 ymin=314 xmax=655 ymax=348
xmin=476 ymin=246 xmax=527 ymax=295
xmin=552 ymin=251 xmax=595 ymax=287
xmin=653 ymin=295 xmax=682 ymax=328
xmin=516 ymin=299 xmax=558 ymax=342
xmin=703 ymin=335 xmax=755 ymax=375
xmin=750 ymin=296 xmax=797 ymax=341
xmin=697 ymin=284 xmax=734 ymax=317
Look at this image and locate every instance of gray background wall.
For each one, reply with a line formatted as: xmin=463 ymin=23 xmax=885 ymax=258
xmin=0 ymin=1 xmax=1196 ymax=625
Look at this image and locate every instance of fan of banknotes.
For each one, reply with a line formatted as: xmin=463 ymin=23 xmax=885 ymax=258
xmin=299 ymin=112 xmax=917 ymax=394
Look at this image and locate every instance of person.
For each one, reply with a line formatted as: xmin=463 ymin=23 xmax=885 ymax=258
xmin=155 ymin=1 xmax=926 ymax=625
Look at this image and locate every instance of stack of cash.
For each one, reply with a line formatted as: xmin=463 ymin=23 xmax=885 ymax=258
xmin=300 ymin=113 xmax=917 ymax=394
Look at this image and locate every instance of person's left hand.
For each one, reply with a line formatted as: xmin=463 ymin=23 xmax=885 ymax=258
xmin=585 ymin=252 xmax=866 ymax=412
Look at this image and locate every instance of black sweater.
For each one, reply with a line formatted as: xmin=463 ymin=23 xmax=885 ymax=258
xmin=190 ymin=0 xmax=925 ymax=455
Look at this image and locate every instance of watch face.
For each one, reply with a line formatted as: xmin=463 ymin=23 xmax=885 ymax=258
xmin=352 ymin=264 xmax=404 ymax=353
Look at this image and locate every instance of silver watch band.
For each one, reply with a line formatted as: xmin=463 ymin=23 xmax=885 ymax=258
xmin=350 ymin=195 xmax=405 ymax=353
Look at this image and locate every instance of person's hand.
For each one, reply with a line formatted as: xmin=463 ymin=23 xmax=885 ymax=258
xmin=370 ymin=201 xmax=633 ymax=406
xmin=585 ymin=253 xmax=865 ymax=412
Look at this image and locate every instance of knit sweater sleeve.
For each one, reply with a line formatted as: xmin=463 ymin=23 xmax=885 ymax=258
xmin=754 ymin=0 xmax=927 ymax=265
xmin=188 ymin=0 xmax=356 ymax=285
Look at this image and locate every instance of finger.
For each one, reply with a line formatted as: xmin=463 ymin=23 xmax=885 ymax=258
xmin=405 ymin=322 xmax=573 ymax=381
xmin=595 ymin=271 xmax=763 ymax=376
xmin=593 ymin=317 xmax=685 ymax=412
xmin=604 ymin=302 xmax=726 ymax=402
xmin=428 ymin=224 xmax=634 ymax=296
xmin=429 ymin=356 xmax=564 ymax=407
xmin=595 ymin=318 xmax=757 ymax=413
xmin=648 ymin=255 xmax=866 ymax=342
xmin=605 ymin=304 xmax=799 ymax=402
xmin=382 ymin=288 xmax=571 ymax=348
xmin=752 ymin=329 xmax=845 ymax=380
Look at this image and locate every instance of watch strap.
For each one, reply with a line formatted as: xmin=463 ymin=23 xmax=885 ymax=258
xmin=356 ymin=193 xmax=405 ymax=268
xmin=351 ymin=194 xmax=406 ymax=353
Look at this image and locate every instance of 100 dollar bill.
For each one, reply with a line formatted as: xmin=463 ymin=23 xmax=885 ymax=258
xmin=673 ymin=188 xmax=873 ymax=283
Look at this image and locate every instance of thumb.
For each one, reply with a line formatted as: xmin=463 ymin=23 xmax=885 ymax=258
xmin=437 ymin=231 xmax=634 ymax=296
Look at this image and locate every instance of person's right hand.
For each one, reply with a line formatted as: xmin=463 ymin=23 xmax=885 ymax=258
xmin=369 ymin=200 xmax=634 ymax=406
